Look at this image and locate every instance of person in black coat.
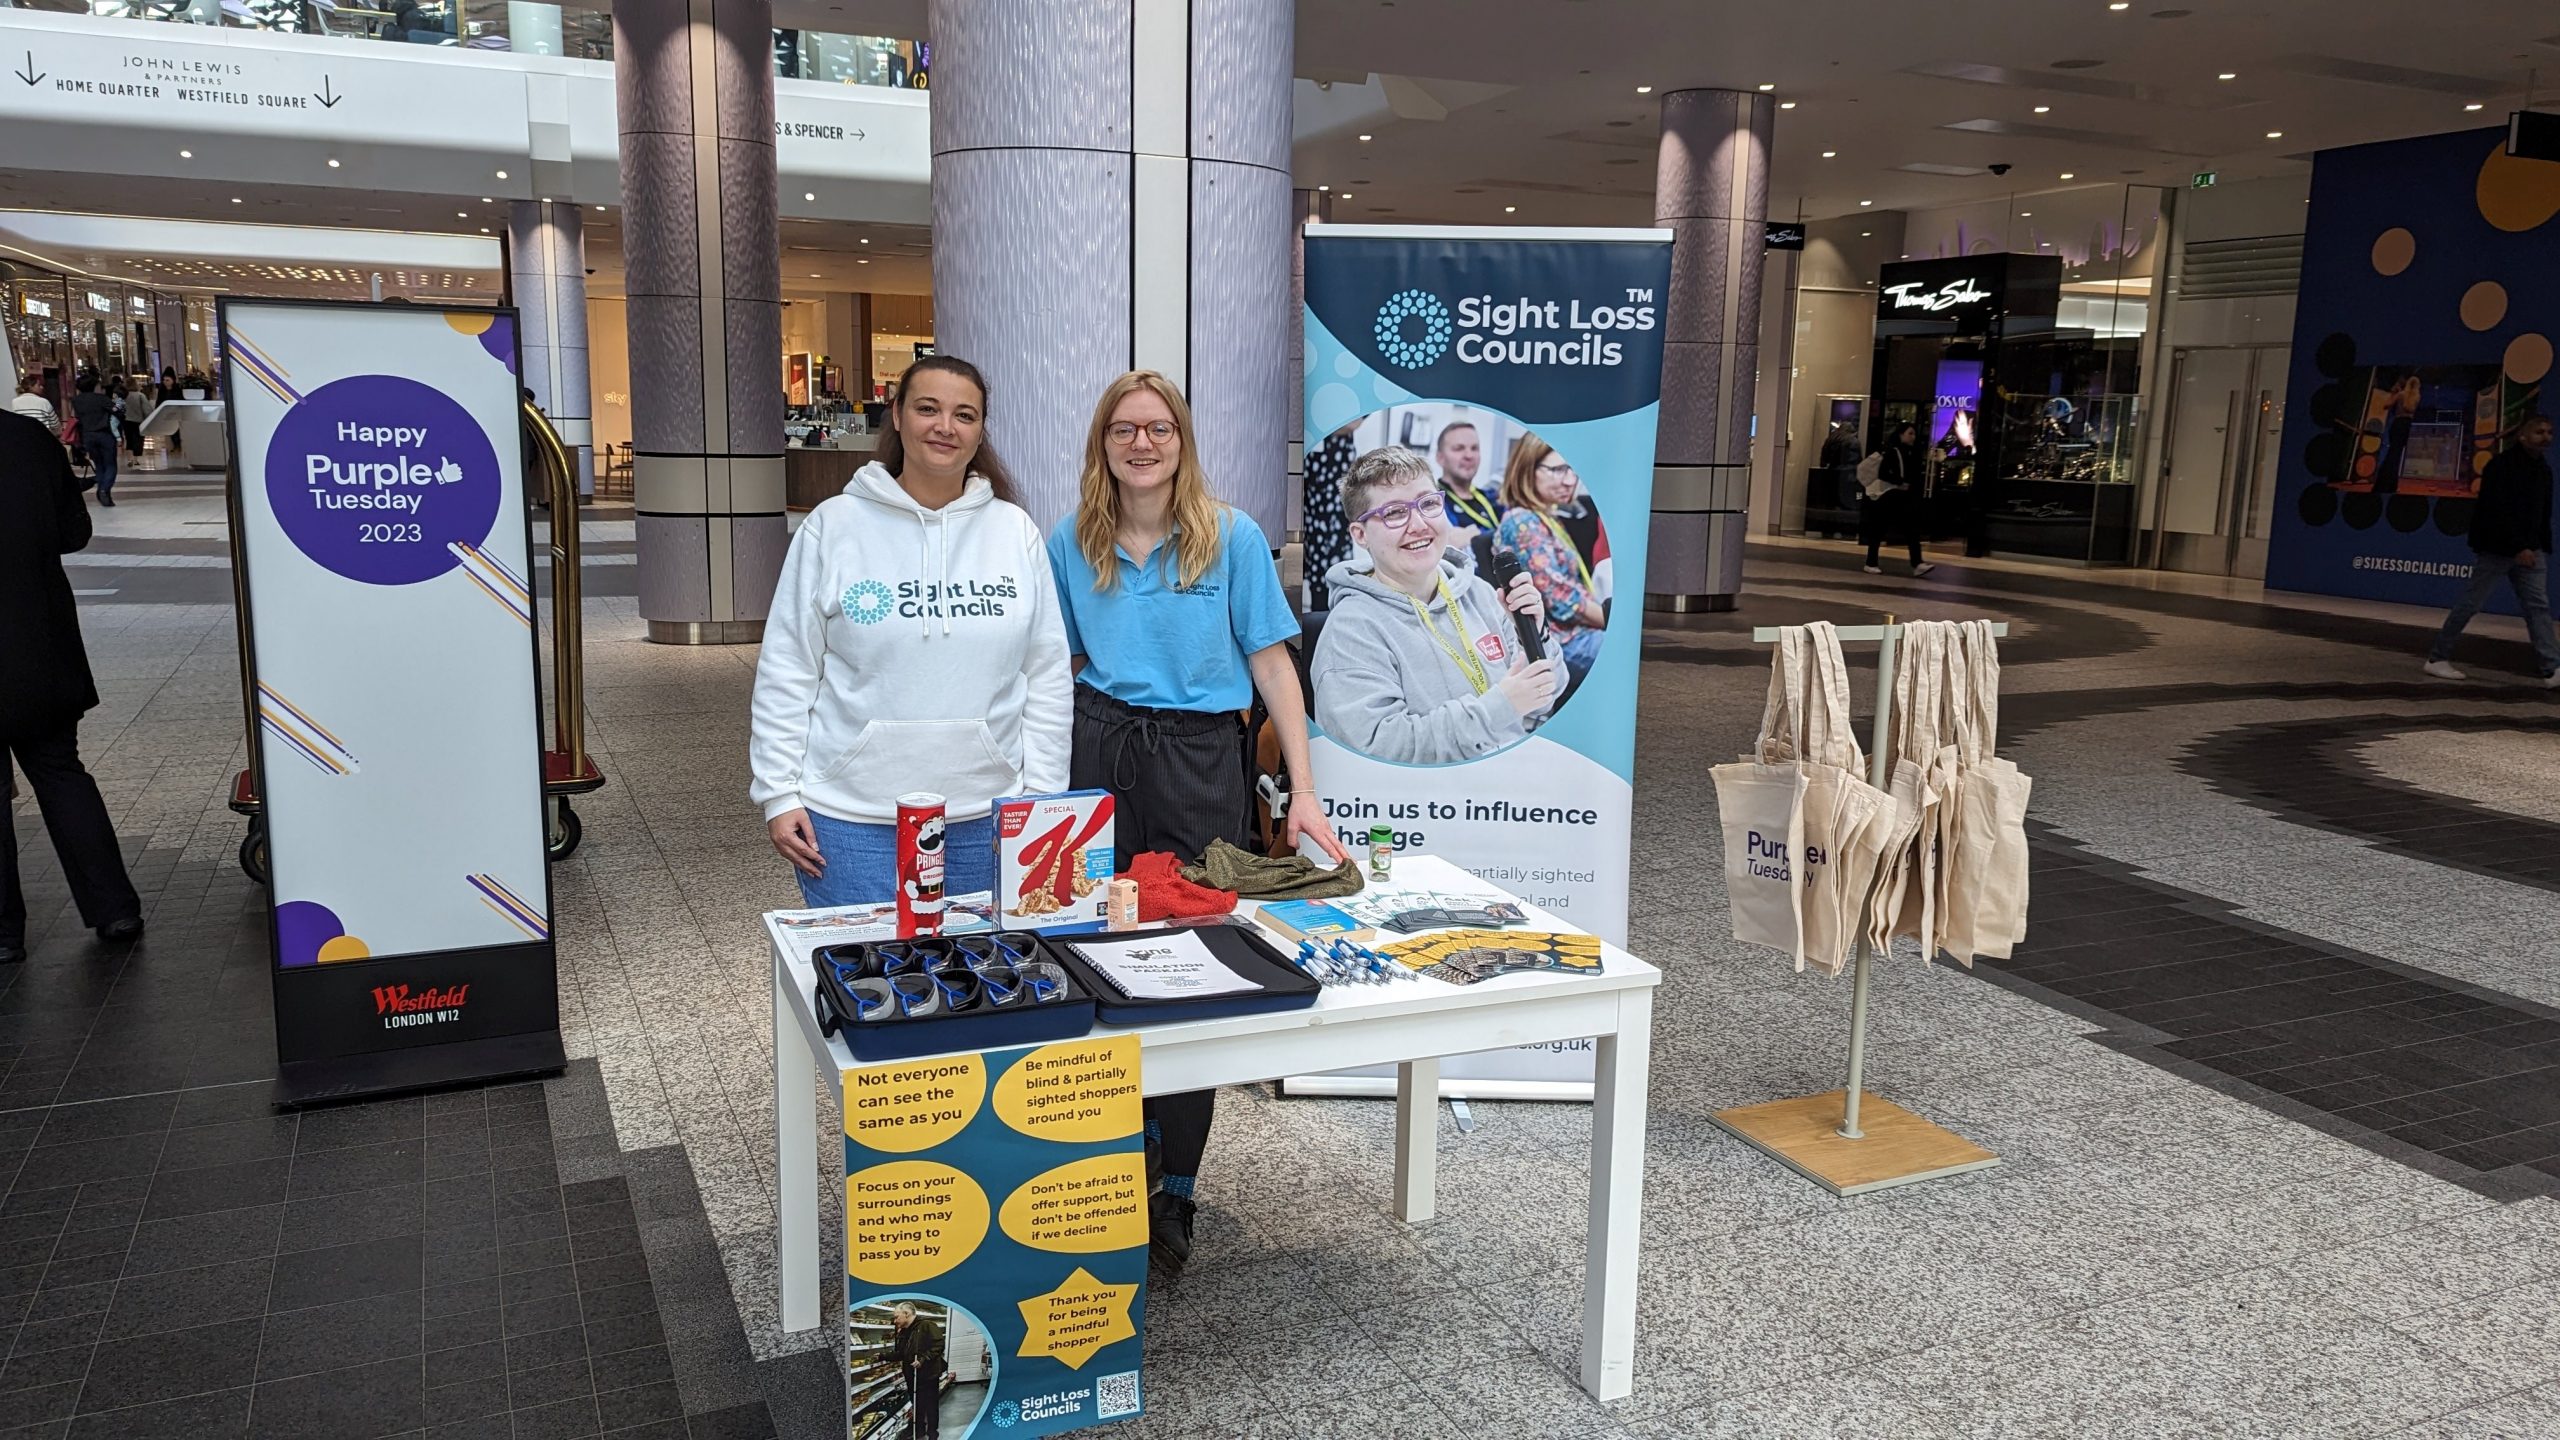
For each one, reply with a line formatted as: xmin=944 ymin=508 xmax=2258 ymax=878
xmin=1860 ymin=422 xmax=1936 ymax=578
xmin=887 ymin=1302 xmax=946 ymax=1439
xmin=1 ymin=409 xmax=144 ymax=963
xmin=2427 ymin=413 xmax=2559 ymax=684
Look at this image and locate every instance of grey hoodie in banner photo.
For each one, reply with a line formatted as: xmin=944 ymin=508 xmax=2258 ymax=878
xmin=1311 ymin=552 xmax=1553 ymax=766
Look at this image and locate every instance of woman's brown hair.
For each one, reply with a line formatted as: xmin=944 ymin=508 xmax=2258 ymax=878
xmin=873 ymin=354 xmax=1019 ymax=506
xmin=1498 ymin=433 xmax=1560 ymax=513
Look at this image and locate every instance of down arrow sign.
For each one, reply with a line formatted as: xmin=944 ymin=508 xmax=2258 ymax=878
xmin=315 ymin=76 xmax=341 ymax=108
xmin=14 ymin=51 xmax=42 ymax=87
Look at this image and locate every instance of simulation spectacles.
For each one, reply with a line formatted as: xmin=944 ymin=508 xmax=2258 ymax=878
xmin=1353 ymin=498 xmax=1438 ymax=530
xmin=1107 ymin=420 xmax=1178 ymax=445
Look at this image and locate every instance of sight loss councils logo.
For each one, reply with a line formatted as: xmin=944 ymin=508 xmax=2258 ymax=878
xmin=842 ymin=579 xmax=895 ymax=624
xmin=1374 ymin=289 xmax=1452 ymax=368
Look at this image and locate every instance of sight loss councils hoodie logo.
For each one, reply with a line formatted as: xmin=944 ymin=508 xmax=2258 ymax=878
xmin=843 ymin=579 xmax=896 ymax=624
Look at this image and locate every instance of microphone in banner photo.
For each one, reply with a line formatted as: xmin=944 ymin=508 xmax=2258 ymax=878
xmin=1308 ymin=401 xmax=1610 ymax=766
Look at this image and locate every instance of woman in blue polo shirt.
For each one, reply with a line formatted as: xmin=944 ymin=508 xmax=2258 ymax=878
xmin=1048 ymin=369 xmax=1346 ymax=1275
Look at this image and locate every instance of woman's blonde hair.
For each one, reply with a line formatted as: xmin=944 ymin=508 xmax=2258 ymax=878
xmin=1075 ymin=370 xmax=1225 ymax=591
xmin=1498 ymin=433 xmax=1560 ymax=513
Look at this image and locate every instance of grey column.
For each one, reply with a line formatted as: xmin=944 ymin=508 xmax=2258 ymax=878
xmin=615 ymin=0 xmax=786 ymax=645
xmin=929 ymin=0 xmax=1294 ymax=535
xmin=507 ymin=199 xmax=594 ymax=500
xmin=1285 ymin=186 xmax=1330 ymax=540
xmin=1648 ymin=88 xmax=1773 ymax=613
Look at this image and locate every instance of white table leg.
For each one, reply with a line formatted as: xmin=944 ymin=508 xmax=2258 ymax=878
xmin=1394 ymin=1056 xmax=1440 ymax=1223
xmin=774 ymin=967 xmax=822 ymax=1334
xmin=1580 ymin=988 xmax=1652 ymax=1402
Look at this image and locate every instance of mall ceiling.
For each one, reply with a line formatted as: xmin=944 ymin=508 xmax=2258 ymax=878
xmin=790 ymin=0 xmax=2560 ymax=226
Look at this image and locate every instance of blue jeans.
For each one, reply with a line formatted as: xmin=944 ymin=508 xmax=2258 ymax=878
xmin=2431 ymin=553 xmax=2560 ymax=676
xmin=82 ymin=435 xmax=117 ymax=502
xmin=794 ymin=810 xmax=995 ymax=908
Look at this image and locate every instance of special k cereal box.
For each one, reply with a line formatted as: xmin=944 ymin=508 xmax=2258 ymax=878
xmin=991 ymin=790 xmax=1116 ymax=933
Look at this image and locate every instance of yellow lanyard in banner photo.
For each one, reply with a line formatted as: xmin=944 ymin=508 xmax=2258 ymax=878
xmin=1538 ymin=511 xmax=1596 ymax=594
xmin=1446 ymin=485 xmax=1500 ymax=532
xmin=1409 ymin=576 xmax=1491 ymax=696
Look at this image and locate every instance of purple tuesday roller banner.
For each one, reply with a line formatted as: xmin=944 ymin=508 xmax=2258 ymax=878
xmin=223 ymin=299 xmax=558 ymax=1089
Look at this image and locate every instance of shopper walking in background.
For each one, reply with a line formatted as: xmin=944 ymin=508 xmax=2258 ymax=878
xmin=118 ymin=375 xmax=145 ymax=458
xmin=1 ymin=405 xmax=146 ymax=964
xmin=748 ymin=354 xmax=1073 ymax=904
xmin=68 ymin=374 xmax=117 ymax=506
xmin=1860 ymin=421 xmax=1935 ymax=578
xmin=1493 ymin=434 xmax=1608 ymax=699
xmin=2425 ymin=413 xmax=2559 ymax=685
xmin=10 ymin=372 xmax=57 ymax=431
xmin=1048 ymin=369 xmax=1347 ymax=1275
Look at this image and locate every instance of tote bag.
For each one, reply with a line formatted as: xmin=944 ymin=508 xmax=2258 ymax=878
xmin=1954 ymin=620 xmax=2033 ymax=959
xmin=1871 ymin=621 xmax=1950 ymax=958
xmin=1797 ymin=623 xmax=1896 ymax=976
xmin=1714 ymin=629 xmax=1812 ymax=967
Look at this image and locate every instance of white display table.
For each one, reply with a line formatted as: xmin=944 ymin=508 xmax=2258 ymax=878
xmin=138 ymin=399 xmax=228 ymax=471
xmin=765 ymin=855 xmax=1660 ymax=1401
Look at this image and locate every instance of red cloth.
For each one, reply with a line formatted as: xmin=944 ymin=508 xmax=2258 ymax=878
xmin=1125 ymin=852 xmax=1236 ymax=921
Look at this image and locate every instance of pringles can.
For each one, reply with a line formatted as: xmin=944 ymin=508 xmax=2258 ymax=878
xmin=896 ymin=792 xmax=948 ymax=937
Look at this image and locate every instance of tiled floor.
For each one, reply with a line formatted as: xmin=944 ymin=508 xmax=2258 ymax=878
xmin=12 ymin=476 xmax=2560 ymax=1436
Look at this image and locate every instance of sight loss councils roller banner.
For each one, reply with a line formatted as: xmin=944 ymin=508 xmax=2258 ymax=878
xmin=1301 ymin=225 xmax=1672 ymax=1090
xmin=223 ymin=297 xmax=559 ymax=1100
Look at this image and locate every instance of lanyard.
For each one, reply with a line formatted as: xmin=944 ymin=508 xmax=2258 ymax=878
xmin=1408 ymin=576 xmax=1491 ymax=695
xmin=1537 ymin=510 xmax=1596 ymax=593
xmin=1446 ymin=485 xmax=1499 ymax=530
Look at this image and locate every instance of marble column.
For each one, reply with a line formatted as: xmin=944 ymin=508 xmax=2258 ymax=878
xmin=615 ymin=0 xmax=786 ymax=644
xmin=507 ymin=199 xmax=593 ymax=500
xmin=927 ymin=0 xmax=1294 ymax=536
xmin=1649 ymin=88 xmax=1773 ymax=612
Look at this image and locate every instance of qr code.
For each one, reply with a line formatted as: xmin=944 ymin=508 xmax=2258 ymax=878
xmin=1094 ymin=1369 xmax=1142 ymax=1420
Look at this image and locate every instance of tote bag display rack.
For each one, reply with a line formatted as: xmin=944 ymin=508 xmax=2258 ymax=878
xmin=1710 ymin=619 xmax=2007 ymax=1197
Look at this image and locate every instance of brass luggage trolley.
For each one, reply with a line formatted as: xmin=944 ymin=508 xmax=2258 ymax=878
xmin=229 ymin=400 xmax=606 ymax=880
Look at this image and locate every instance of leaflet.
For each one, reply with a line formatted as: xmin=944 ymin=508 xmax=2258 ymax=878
xmin=1071 ymin=930 xmax=1260 ymax=1001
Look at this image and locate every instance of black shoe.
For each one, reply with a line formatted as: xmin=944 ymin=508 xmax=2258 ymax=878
xmin=96 ymin=916 xmax=143 ymax=943
xmin=0 ymin=944 xmax=24 ymax=965
xmin=1149 ymin=1192 xmax=1196 ymax=1275
xmin=99 ymin=495 xmax=115 ymax=507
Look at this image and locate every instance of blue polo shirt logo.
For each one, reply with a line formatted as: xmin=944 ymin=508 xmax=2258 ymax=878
xmin=841 ymin=579 xmax=895 ymax=624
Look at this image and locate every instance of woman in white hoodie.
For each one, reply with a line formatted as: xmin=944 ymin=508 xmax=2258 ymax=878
xmin=750 ymin=356 xmax=1073 ymax=905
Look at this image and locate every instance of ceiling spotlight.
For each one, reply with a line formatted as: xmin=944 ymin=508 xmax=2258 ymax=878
xmin=809 ymin=273 xmax=821 ymax=278
xmin=479 ymin=227 xmax=491 ymax=234
xmin=1340 ymin=192 xmax=1354 ymax=200
xmin=480 ymin=197 xmax=492 ymax=204
xmin=859 ymin=238 xmax=869 ymax=244
xmin=595 ymin=204 xmax=606 ymax=212
xmin=179 ymin=148 xmax=192 ymax=158
xmin=1779 ymin=101 xmax=1797 ymax=110
xmin=1821 ymin=150 xmax=1838 ymax=158
xmin=457 ymin=211 xmax=468 ymax=218
xmin=1860 ymin=231 xmax=1872 ymax=237
xmin=2034 ymin=105 xmax=2052 ymax=114
xmin=1758 ymin=83 xmax=1776 ymax=92
xmin=327 ymin=158 xmax=340 ymax=168
xmin=1634 ymin=86 xmax=1651 ymax=95
xmin=230 ymin=197 xmax=242 ymax=204
xmin=2020 ymin=211 xmax=2034 ymax=217
xmin=804 ymin=191 xmax=816 ymax=201
xmin=2060 ymin=171 xmax=2076 ymax=179
xmin=2108 ymin=2 xmax=2129 ymax=8
xmin=1859 ymin=199 xmax=1874 ymax=206
xmin=2217 ymin=72 xmax=2237 ymax=81
xmin=2464 ymin=102 xmax=2484 ymax=112
xmin=2266 ymin=130 xmax=2283 ymax=139
xmin=1504 ymin=205 xmax=1517 ymax=213
xmin=495 ymin=169 xmax=508 ymax=179
xmin=857 ymin=258 xmax=870 ymax=264
xmin=1358 ymin=132 xmax=1373 ymax=141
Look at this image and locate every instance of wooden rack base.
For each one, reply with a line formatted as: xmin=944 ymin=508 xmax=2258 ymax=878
xmin=1711 ymin=1090 xmax=1998 ymax=1197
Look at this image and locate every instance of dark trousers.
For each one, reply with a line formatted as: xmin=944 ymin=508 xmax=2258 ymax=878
xmin=1862 ymin=489 xmax=1922 ymax=568
xmin=82 ymin=434 xmax=118 ymax=503
xmin=1070 ymin=685 xmax=1251 ymax=1180
xmin=2 ymin=723 xmax=141 ymax=948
